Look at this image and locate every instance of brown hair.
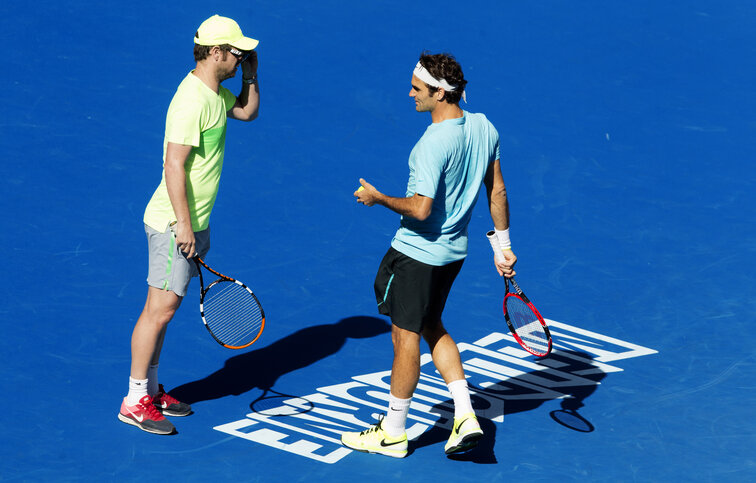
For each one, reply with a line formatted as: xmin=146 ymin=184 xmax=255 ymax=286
xmin=418 ymin=52 xmax=467 ymax=104
xmin=193 ymin=38 xmax=233 ymax=62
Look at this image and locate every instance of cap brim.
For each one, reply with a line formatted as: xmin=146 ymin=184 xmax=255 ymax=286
xmin=231 ymin=36 xmax=259 ymax=51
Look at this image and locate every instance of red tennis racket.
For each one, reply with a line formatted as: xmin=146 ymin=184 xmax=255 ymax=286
xmin=486 ymin=231 xmax=552 ymax=357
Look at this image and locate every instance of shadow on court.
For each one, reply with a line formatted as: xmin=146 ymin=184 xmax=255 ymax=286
xmin=410 ymin=350 xmax=606 ymax=463
xmin=170 ymin=316 xmax=391 ymax=404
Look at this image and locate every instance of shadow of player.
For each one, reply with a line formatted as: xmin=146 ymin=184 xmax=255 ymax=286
xmin=170 ymin=316 xmax=390 ymax=404
xmin=409 ymin=349 xmax=606 ymax=463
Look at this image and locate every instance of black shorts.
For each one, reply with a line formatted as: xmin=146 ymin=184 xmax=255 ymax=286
xmin=374 ymin=247 xmax=464 ymax=333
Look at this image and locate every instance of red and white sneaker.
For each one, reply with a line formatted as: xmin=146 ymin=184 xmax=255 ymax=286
xmin=118 ymin=395 xmax=175 ymax=435
xmin=153 ymin=384 xmax=192 ymax=417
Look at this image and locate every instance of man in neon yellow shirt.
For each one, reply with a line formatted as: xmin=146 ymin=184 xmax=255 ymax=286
xmin=118 ymin=15 xmax=260 ymax=435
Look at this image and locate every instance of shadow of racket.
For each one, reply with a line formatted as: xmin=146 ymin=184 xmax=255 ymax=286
xmin=549 ymin=408 xmax=595 ymax=433
xmin=249 ymin=388 xmax=315 ymax=417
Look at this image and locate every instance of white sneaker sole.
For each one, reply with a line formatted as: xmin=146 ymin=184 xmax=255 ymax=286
xmin=445 ymin=429 xmax=483 ymax=455
xmin=341 ymin=437 xmax=408 ymax=458
xmin=118 ymin=413 xmax=175 ymax=435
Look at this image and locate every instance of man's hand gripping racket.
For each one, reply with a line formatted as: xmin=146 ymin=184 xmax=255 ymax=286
xmin=194 ymin=257 xmax=265 ymax=350
xmin=486 ymin=231 xmax=552 ymax=357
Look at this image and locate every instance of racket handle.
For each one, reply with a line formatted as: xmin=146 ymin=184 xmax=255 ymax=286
xmin=486 ymin=230 xmax=506 ymax=263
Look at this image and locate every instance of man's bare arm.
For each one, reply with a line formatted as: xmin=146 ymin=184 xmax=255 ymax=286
xmin=355 ymin=178 xmax=433 ymax=221
xmin=164 ymin=142 xmax=196 ymax=256
xmin=484 ymin=159 xmax=517 ymax=276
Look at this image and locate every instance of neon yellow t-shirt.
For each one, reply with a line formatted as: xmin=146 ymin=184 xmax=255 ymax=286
xmin=144 ymin=72 xmax=237 ymax=232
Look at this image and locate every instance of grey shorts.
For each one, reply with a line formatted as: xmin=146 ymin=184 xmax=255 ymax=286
xmin=145 ymin=224 xmax=210 ymax=297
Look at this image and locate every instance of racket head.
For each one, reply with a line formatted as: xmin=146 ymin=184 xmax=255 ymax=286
xmin=200 ymin=279 xmax=265 ymax=349
xmin=503 ymin=291 xmax=552 ymax=357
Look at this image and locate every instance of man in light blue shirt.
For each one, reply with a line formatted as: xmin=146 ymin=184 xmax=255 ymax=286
xmin=343 ymin=52 xmax=518 ymax=458
xmin=392 ymin=109 xmax=502 ymax=265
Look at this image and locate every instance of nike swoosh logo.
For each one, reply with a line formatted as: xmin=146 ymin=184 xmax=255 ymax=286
xmin=380 ymin=439 xmax=404 ymax=447
xmin=127 ymin=407 xmax=145 ymax=423
xmin=455 ymin=418 xmax=470 ymax=435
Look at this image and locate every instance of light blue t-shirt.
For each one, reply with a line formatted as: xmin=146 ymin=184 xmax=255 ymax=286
xmin=391 ymin=111 xmax=500 ymax=266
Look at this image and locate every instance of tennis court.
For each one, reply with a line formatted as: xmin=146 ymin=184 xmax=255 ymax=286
xmin=2 ymin=1 xmax=754 ymax=481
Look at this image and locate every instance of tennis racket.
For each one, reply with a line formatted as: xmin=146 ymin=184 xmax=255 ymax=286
xmin=486 ymin=231 xmax=552 ymax=357
xmin=194 ymin=256 xmax=265 ymax=350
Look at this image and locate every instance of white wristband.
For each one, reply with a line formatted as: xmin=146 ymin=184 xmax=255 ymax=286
xmin=495 ymin=228 xmax=511 ymax=250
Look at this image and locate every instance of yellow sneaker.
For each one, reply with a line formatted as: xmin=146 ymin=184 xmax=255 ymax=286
xmin=340 ymin=417 xmax=408 ymax=458
xmin=444 ymin=413 xmax=483 ymax=455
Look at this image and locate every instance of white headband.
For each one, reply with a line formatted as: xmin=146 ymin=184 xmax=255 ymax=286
xmin=413 ymin=61 xmax=466 ymax=102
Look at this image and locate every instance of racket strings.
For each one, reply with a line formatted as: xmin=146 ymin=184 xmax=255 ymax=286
xmin=208 ymin=300 xmax=262 ymax=340
xmin=205 ymin=292 xmax=263 ymax=345
xmin=506 ymin=297 xmax=549 ymax=354
xmin=203 ymin=281 xmax=264 ymax=347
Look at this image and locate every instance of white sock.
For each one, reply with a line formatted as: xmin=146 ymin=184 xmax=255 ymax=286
xmin=448 ymin=379 xmax=474 ymax=418
xmin=383 ymin=393 xmax=411 ymax=437
xmin=147 ymin=364 xmax=159 ymax=396
xmin=127 ymin=377 xmax=148 ymax=406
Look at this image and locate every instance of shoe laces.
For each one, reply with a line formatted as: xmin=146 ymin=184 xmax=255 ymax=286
xmin=156 ymin=384 xmax=179 ymax=405
xmin=138 ymin=396 xmax=165 ymax=420
xmin=360 ymin=415 xmax=385 ymax=436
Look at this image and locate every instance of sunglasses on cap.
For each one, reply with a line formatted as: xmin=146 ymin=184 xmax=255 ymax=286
xmin=227 ymin=47 xmax=250 ymax=62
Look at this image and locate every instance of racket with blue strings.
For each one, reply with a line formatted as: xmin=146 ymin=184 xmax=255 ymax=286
xmin=193 ymin=256 xmax=265 ymax=350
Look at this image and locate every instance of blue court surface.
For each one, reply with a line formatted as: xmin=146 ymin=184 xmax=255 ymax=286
xmin=2 ymin=1 xmax=755 ymax=481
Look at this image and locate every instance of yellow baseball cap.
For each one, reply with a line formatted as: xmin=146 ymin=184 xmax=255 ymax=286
xmin=194 ymin=15 xmax=259 ymax=50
